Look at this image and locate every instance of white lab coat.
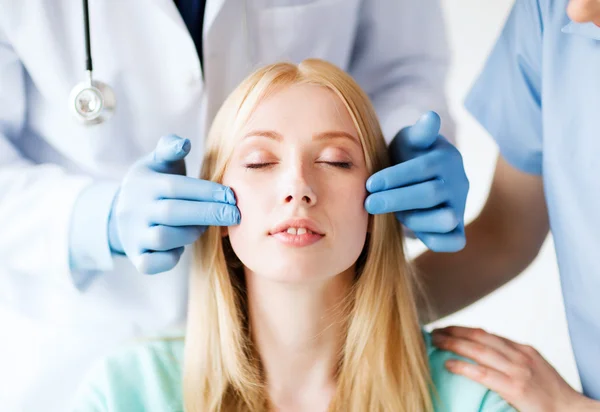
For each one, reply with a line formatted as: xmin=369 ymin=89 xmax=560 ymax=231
xmin=0 ymin=0 xmax=452 ymax=410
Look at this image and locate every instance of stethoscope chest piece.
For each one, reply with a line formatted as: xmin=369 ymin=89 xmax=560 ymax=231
xmin=71 ymin=0 xmax=116 ymax=126
xmin=69 ymin=72 xmax=116 ymax=125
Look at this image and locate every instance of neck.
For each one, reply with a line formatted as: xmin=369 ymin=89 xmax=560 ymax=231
xmin=246 ymin=268 xmax=354 ymax=410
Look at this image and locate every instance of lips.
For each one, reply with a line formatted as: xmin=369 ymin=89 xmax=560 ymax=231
xmin=268 ymin=218 xmax=325 ymax=236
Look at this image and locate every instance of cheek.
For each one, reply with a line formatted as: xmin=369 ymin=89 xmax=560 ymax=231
xmin=328 ymin=178 xmax=369 ymax=237
xmin=223 ymin=172 xmax=274 ymax=240
xmin=333 ymin=176 xmax=368 ymax=211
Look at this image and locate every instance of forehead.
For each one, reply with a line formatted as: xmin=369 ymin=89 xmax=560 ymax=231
xmin=241 ymin=84 xmax=357 ymax=137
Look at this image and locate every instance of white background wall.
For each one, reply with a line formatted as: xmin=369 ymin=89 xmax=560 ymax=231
xmin=406 ymin=0 xmax=581 ymax=389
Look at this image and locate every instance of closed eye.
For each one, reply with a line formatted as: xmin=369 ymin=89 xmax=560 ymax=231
xmin=318 ymin=161 xmax=352 ymax=169
xmin=244 ymin=163 xmax=276 ymax=169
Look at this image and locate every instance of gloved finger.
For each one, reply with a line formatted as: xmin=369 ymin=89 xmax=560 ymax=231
xmin=414 ymin=226 xmax=466 ymax=252
xmin=133 ymin=247 xmax=185 ymax=275
xmin=141 ymin=225 xmax=206 ymax=252
xmin=144 ymin=134 xmax=191 ymax=174
xmin=366 ymin=149 xmax=443 ymax=193
xmin=365 ymin=179 xmax=447 ymax=214
xmin=401 ymin=111 xmax=441 ymax=150
xmin=395 ymin=207 xmax=459 ymax=234
xmin=150 ymin=199 xmax=241 ymax=226
xmin=156 ymin=175 xmax=236 ymax=205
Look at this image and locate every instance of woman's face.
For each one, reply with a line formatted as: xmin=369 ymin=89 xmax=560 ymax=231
xmin=222 ymin=84 xmax=370 ymax=283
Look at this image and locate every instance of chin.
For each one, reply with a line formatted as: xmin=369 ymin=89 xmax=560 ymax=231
xmin=263 ymin=263 xmax=333 ymax=283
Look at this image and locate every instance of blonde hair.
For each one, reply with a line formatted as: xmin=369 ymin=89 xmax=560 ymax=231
xmin=183 ymin=59 xmax=433 ymax=412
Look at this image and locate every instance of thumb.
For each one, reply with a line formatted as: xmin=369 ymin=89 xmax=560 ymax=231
xmin=153 ymin=134 xmax=191 ymax=163
xmin=146 ymin=134 xmax=191 ymax=174
xmin=403 ymin=111 xmax=441 ymax=150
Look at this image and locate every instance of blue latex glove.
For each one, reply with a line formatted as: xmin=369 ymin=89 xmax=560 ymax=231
xmin=108 ymin=135 xmax=240 ymax=274
xmin=365 ymin=111 xmax=469 ymax=252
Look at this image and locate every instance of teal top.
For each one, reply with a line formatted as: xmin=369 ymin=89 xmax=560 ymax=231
xmin=70 ymin=332 xmax=515 ymax=412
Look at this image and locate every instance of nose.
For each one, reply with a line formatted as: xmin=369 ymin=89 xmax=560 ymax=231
xmin=280 ymin=164 xmax=317 ymax=207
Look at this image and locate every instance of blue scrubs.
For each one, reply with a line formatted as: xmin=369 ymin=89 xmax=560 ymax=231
xmin=465 ymin=0 xmax=600 ymax=399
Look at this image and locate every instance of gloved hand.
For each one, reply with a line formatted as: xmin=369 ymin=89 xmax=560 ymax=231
xmin=365 ymin=111 xmax=469 ymax=252
xmin=108 ymin=134 xmax=240 ymax=274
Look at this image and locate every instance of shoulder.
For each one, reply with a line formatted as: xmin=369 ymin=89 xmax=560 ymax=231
xmin=70 ymin=337 xmax=185 ymax=412
xmin=423 ymin=331 xmax=516 ymax=412
xmin=507 ymin=0 xmax=570 ymax=33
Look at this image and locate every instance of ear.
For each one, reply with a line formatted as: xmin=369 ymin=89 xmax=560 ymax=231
xmin=221 ymin=226 xmax=228 ymax=237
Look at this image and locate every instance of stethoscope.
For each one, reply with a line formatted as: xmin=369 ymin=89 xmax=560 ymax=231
xmin=68 ymin=0 xmax=116 ymax=125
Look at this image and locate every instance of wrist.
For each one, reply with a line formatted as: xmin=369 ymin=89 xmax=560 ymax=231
xmin=578 ymin=397 xmax=600 ymax=411
xmin=562 ymin=391 xmax=600 ymax=412
xmin=107 ymin=189 xmax=124 ymax=255
xmin=69 ymin=180 xmax=120 ymax=274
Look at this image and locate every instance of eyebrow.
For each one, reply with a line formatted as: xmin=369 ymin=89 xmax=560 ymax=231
xmin=242 ymin=130 xmax=360 ymax=145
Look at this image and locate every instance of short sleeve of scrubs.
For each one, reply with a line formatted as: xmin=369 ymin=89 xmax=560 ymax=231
xmin=465 ymin=0 xmax=544 ymax=175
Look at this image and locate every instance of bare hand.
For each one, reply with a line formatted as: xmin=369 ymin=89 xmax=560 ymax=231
xmin=431 ymin=326 xmax=597 ymax=412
